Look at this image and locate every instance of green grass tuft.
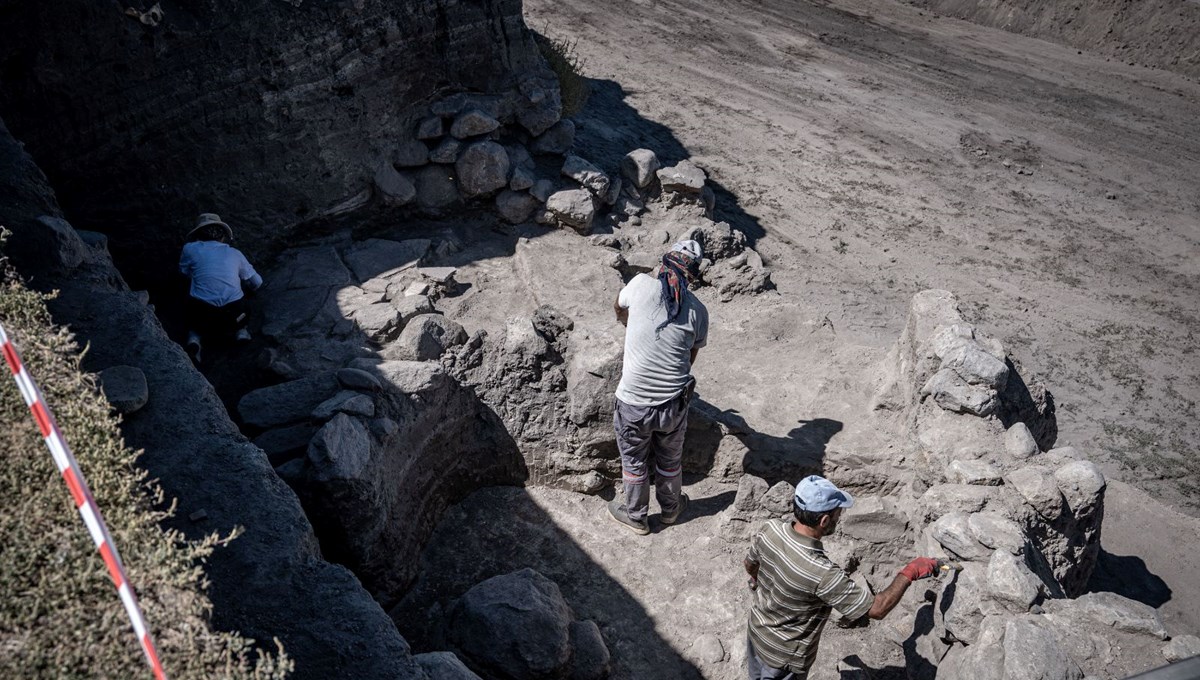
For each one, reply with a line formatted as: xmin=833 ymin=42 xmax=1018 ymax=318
xmin=535 ymin=31 xmax=590 ymax=118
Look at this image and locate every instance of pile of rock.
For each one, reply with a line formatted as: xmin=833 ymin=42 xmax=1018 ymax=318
xmin=872 ymin=289 xmax=1056 ymax=465
xmin=712 ymin=289 xmax=1186 ymax=676
xmin=446 ymin=568 xmax=610 ymax=680
xmin=239 ymin=233 xmax=531 ymax=604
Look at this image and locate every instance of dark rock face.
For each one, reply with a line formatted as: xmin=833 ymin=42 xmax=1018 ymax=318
xmin=0 ymin=117 xmax=425 ymax=679
xmin=0 ymin=0 xmax=546 ymax=285
xmin=292 ymin=360 xmax=528 ymax=607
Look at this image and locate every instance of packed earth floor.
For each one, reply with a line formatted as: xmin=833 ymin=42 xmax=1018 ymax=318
xmin=523 ymin=0 xmax=1200 ymax=644
xmin=216 ymin=0 xmax=1200 ymax=676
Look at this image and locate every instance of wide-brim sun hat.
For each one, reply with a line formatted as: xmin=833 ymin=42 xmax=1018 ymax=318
xmin=186 ymin=213 xmax=233 ymax=242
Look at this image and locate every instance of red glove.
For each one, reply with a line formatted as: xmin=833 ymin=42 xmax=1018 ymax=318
xmin=899 ymin=557 xmax=939 ymax=581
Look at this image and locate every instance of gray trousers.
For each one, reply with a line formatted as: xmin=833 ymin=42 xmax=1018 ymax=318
xmin=613 ymin=392 xmax=689 ymax=521
xmin=746 ymin=637 xmax=798 ymax=680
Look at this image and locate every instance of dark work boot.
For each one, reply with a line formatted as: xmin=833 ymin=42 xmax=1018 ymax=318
xmin=608 ymin=499 xmax=649 ymax=535
xmin=660 ymin=493 xmax=689 ymax=525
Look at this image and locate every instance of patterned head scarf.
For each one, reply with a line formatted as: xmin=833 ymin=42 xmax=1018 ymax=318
xmin=657 ymin=241 xmax=703 ymax=333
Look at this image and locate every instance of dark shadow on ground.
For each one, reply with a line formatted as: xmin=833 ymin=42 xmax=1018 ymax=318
xmin=1086 ymin=549 xmax=1172 ymax=609
xmin=691 ymin=396 xmax=842 ymax=485
xmin=59 ymin=64 xmax=768 ymax=680
xmin=393 ymin=486 xmax=707 ymax=680
xmin=177 ymin=212 xmax=710 ymax=677
xmin=573 ymin=77 xmax=767 ymax=247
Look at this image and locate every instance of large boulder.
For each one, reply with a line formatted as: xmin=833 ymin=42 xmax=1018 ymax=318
xmin=430 ymin=137 xmax=462 ymax=164
xmin=496 ymin=189 xmax=540 ymax=224
xmin=450 ymin=109 xmax=501 ymax=138
xmin=570 ymin=620 xmax=610 ymax=680
xmin=449 ymin=568 xmax=574 ymax=680
xmin=544 ymin=189 xmax=596 ymax=233
xmin=531 ymin=119 xmax=576 ymax=155
xmin=561 ymin=155 xmax=610 ymax=197
xmin=656 ymin=160 xmax=706 ymax=194
xmin=456 ymin=141 xmax=511 ymax=198
xmin=620 ymin=148 xmax=660 ymax=189
xmin=307 ymin=413 xmax=372 ymax=482
xmin=8 ymin=215 xmax=86 ymax=273
xmin=237 ymin=372 xmax=338 ymax=429
xmin=566 ymin=333 xmax=623 ymax=426
xmin=415 ymin=165 xmax=462 ymax=210
xmin=390 ymin=314 xmax=468 ymax=361
xmin=98 ymin=365 xmax=148 ymax=414
xmin=986 ymin=550 xmax=1040 ymax=611
xmin=352 ymin=303 xmax=403 ymax=342
xmin=1048 ymin=592 xmax=1168 ymax=640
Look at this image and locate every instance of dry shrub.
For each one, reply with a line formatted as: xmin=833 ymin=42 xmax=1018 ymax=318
xmin=0 ymin=241 xmax=291 ymax=679
xmin=535 ymin=31 xmax=590 ymax=118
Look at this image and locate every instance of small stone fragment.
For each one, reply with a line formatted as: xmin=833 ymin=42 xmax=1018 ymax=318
xmin=530 ymin=119 xmax=576 ymax=155
xmin=692 ymin=633 xmax=725 ymax=664
xmin=456 ymin=141 xmax=510 ymax=198
xmin=336 ymin=367 xmax=383 ymax=392
xmin=416 ymin=116 xmax=444 ymax=140
xmin=98 ymin=365 xmax=149 ymax=414
xmin=429 ymin=137 xmax=462 ymax=164
xmin=657 ymin=160 xmax=706 ymax=194
xmin=621 ymin=148 xmax=661 ymax=188
xmin=545 ymin=189 xmax=596 ymax=234
xmin=947 ymin=459 xmax=1003 ymax=486
xmin=496 ymin=189 xmax=540 ymax=224
xmin=1005 ymin=422 xmax=1039 ymax=459
xmin=450 ymin=109 xmax=501 ymax=138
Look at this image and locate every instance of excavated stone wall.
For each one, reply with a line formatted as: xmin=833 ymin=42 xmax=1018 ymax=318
xmin=0 ymin=117 xmax=432 ymax=678
xmin=0 ymin=0 xmax=549 ymax=286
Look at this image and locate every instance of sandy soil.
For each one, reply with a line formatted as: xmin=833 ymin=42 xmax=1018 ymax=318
xmin=406 ymin=0 xmax=1200 ymax=673
xmin=524 ymin=0 xmax=1200 ymax=512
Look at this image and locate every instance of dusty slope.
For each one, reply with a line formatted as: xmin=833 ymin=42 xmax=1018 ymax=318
xmin=524 ymin=0 xmax=1200 ymax=513
xmin=515 ymin=0 xmax=1200 ymax=649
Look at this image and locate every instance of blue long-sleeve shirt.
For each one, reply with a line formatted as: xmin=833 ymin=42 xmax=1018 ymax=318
xmin=179 ymin=241 xmax=262 ymax=307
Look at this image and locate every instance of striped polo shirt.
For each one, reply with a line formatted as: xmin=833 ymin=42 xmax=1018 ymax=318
xmin=746 ymin=520 xmax=873 ymax=674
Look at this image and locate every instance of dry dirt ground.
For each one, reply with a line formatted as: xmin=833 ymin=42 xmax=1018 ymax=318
xmin=399 ymin=0 xmax=1199 ymax=675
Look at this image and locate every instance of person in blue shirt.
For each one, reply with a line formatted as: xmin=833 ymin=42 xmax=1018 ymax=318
xmin=178 ymin=213 xmax=262 ymax=364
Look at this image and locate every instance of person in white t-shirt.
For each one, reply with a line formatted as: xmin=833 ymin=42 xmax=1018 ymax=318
xmin=178 ymin=213 xmax=262 ymax=364
xmin=608 ymin=239 xmax=709 ymax=535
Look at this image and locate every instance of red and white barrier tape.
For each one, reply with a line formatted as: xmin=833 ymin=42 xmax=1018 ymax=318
xmin=0 ymin=322 xmax=167 ymax=679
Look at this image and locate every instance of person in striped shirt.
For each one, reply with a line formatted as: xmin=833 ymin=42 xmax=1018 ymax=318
xmin=743 ymin=475 xmax=939 ymax=679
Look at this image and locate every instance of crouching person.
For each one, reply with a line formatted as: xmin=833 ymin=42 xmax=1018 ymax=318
xmin=179 ymin=213 xmax=262 ymax=364
xmin=743 ymin=475 xmax=940 ymax=679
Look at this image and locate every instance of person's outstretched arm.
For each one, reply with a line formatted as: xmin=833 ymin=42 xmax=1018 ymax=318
xmin=867 ymin=557 xmax=938 ymax=620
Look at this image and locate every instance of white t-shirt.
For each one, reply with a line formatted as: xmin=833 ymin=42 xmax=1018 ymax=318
xmin=179 ymin=241 xmax=262 ymax=307
xmin=615 ymin=273 xmax=709 ymax=406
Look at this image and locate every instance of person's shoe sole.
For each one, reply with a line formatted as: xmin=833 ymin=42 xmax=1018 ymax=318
xmin=607 ymin=500 xmax=650 ymax=535
xmin=660 ymin=494 xmax=689 ymax=525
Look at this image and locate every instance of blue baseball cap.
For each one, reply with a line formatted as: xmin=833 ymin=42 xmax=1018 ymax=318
xmin=794 ymin=475 xmax=855 ymax=513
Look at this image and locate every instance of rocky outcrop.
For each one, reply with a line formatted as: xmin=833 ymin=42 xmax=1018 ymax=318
xmin=0 ymin=117 xmax=424 ymax=679
xmin=448 ymin=568 xmax=611 ymax=680
xmin=872 ymin=289 xmax=1056 ymax=459
xmin=0 ymin=0 xmax=551 ymax=284
xmin=280 ymin=360 xmax=527 ymax=607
